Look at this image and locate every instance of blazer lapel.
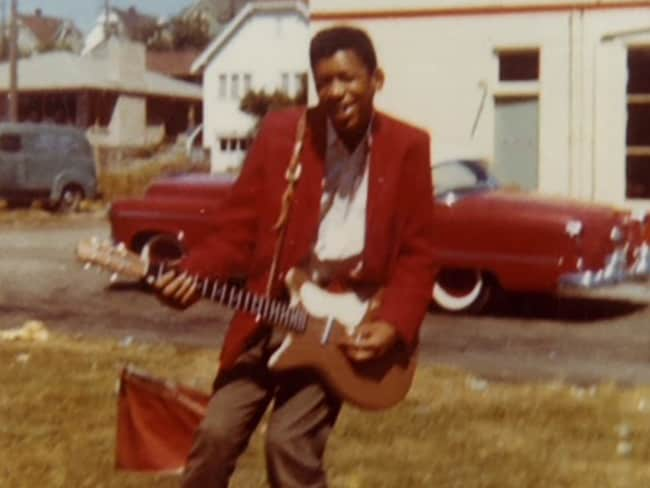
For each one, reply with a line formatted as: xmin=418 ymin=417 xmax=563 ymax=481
xmin=363 ymin=113 xmax=396 ymax=279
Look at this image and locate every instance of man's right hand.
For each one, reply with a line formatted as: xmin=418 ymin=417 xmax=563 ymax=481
xmin=153 ymin=270 xmax=200 ymax=309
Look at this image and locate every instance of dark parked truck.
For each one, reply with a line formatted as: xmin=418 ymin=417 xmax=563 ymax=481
xmin=0 ymin=122 xmax=98 ymax=211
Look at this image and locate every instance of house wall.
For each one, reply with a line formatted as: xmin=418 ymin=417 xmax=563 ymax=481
xmin=311 ymin=1 xmax=650 ymax=209
xmin=202 ymin=9 xmax=308 ymax=172
xmin=108 ymin=95 xmax=146 ymax=146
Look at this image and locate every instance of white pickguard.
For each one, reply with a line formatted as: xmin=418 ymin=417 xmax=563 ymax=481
xmin=298 ymin=281 xmax=369 ymax=332
xmin=267 ymin=275 xmax=370 ymax=368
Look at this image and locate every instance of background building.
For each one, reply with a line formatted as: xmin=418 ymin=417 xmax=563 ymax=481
xmin=311 ymin=0 xmax=650 ymax=209
xmin=191 ymin=0 xmax=309 ymax=171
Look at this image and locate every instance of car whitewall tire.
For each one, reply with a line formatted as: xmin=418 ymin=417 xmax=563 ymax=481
xmin=432 ymin=269 xmax=490 ymax=313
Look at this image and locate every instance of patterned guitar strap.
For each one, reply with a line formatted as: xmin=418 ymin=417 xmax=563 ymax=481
xmin=265 ymin=110 xmax=307 ymax=297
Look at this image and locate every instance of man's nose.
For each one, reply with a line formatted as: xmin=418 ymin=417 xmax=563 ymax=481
xmin=328 ymin=79 xmax=345 ymax=98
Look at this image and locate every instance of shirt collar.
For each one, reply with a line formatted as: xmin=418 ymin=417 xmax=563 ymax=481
xmin=325 ymin=113 xmax=375 ymax=155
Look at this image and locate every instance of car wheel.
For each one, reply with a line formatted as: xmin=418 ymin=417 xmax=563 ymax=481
xmin=432 ymin=269 xmax=491 ymax=313
xmin=56 ymin=185 xmax=84 ymax=213
xmin=137 ymin=234 xmax=185 ymax=266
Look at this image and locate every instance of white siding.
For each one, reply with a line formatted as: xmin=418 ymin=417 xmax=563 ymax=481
xmin=202 ymin=10 xmax=308 ymax=172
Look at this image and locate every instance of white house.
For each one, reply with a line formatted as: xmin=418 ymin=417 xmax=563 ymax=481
xmin=82 ymin=6 xmax=161 ymax=55
xmin=191 ymin=0 xmax=309 ymax=172
xmin=311 ymin=0 xmax=650 ymax=210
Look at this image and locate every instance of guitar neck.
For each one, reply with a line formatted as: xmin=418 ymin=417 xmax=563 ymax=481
xmin=154 ymin=263 xmax=308 ymax=333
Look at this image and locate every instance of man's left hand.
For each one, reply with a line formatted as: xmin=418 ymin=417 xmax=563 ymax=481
xmin=341 ymin=320 xmax=398 ymax=362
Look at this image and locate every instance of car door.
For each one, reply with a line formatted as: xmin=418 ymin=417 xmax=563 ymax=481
xmin=0 ymin=132 xmax=26 ymax=197
xmin=22 ymin=131 xmax=58 ymax=191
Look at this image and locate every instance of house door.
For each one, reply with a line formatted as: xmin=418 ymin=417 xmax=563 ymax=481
xmin=494 ymin=97 xmax=539 ymax=190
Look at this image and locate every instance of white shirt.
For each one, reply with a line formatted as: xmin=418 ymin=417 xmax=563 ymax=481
xmin=313 ymin=119 xmax=371 ymax=262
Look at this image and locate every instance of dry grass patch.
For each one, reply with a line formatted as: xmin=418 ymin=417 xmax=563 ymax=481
xmin=2 ymin=332 xmax=650 ymax=487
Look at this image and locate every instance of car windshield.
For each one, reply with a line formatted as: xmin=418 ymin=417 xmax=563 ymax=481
xmin=433 ymin=159 xmax=499 ymax=199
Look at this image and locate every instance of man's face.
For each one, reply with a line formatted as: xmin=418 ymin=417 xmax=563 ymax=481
xmin=313 ymin=49 xmax=383 ymax=138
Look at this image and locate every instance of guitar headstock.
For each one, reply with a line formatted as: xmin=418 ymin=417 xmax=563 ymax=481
xmin=76 ymin=237 xmax=148 ymax=281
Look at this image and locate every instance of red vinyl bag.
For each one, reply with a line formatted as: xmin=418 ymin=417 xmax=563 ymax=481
xmin=115 ymin=366 xmax=210 ymax=472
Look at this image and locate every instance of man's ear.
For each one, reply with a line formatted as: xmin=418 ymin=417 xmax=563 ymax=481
xmin=372 ymin=68 xmax=385 ymax=91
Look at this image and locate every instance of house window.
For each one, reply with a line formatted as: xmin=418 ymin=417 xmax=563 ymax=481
xmin=243 ymin=74 xmax=252 ymax=94
xmin=498 ymin=49 xmax=539 ymax=81
xmin=294 ymin=72 xmax=306 ymax=97
xmin=231 ymin=74 xmax=240 ymax=99
xmin=218 ymin=74 xmax=227 ymax=99
xmin=626 ymin=48 xmax=650 ymax=199
xmin=281 ymin=73 xmax=290 ymax=94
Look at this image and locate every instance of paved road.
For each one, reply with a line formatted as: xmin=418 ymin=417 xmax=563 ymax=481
xmin=2 ymin=213 xmax=650 ymax=386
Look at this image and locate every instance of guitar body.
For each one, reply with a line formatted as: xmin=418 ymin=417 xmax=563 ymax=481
xmin=268 ymin=269 xmax=417 ymax=410
xmin=76 ymin=238 xmax=417 ymax=411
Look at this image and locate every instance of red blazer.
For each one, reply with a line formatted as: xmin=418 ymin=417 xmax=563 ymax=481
xmin=182 ymin=106 xmax=436 ymax=372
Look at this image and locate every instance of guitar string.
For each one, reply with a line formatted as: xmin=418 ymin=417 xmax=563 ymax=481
xmin=154 ymin=261 xmax=308 ymax=333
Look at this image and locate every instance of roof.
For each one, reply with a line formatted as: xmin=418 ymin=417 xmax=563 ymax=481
xmin=191 ymin=0 xmax=309 ymax=74
xmin=18 ymin=11 xmax=77 ymax=47
xmin=113 ymin=6 xmax=159 ymax=38
xmin=146 ymin=49 xmax=201 ymax=77
xmin=0 ymin=51 xmax=202 ymax=100
xmin=311 ymin=0 xmax=650 ymax=16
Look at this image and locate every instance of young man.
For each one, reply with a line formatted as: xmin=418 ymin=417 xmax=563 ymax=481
xmin=156 ymin=26 xmax=436 ymax=487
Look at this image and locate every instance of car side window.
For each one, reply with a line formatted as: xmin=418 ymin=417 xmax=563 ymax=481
xmin=0 ymin=133 xmax=21 ymax=152
xmin=434 ymin=162 xmax=480 ymax=196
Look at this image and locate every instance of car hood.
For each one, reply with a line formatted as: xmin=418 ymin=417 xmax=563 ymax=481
xmin=448 ymin=188 xmax=629 ymax=223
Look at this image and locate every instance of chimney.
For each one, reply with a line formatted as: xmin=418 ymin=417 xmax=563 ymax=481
xmin=35 ymin=8 xmax=42 ymax=17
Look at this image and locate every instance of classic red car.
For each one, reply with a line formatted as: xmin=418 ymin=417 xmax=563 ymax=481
xmin=109 ymin=159 xmax=650 ymax=313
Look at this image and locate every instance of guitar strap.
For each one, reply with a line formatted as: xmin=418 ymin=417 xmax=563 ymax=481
xmin=265 ymin=109 xmax=307 ymax=297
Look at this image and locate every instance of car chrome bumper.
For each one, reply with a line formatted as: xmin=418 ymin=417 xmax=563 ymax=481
xmin=558 ymin=243 xmax=650 ymax=300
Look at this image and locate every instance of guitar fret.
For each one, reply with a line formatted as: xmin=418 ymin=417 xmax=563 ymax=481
xmin=243 ymin=291 xmax=251 ymax=313
xmin=210 ymin=281 xmax=218 ymax=301
xmin=235 ymin=289 xmax=244 ymax=310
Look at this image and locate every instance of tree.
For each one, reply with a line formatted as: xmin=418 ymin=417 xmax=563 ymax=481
xmin=239 ymin=73 xmax=308 ymax=121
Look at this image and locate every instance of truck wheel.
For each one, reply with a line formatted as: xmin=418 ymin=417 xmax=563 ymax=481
xmin=57 ymin=185 xmax=84 ymax=213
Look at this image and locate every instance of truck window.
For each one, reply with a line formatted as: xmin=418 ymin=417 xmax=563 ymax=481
xmin=0 ymin=133 xmax=21 ymax=152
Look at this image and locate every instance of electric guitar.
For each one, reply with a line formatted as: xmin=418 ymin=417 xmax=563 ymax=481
xmin=76 ymin=237 xmax=416 ymax=410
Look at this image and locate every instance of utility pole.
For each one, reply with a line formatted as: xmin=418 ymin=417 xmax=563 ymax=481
xmin=0 ymin=0 xmax=5 ymax=59
xmin=103 ymin=0 xmax=110 ymax=40
xmin=8 ymin=0 xmax=17 ymax=122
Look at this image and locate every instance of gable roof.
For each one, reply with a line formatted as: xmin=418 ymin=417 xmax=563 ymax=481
xmin=191 ymin=0 xmax=309 ymax=74
xmin=147 ymin=49 xmax=201 ymax=77
xmin=0 ymin=51 xmax=202 ymax=100
xmin=113 ymin=6 xmax=159 ymax=38
xmin=18 ymin=11 xmax=80 ymax=47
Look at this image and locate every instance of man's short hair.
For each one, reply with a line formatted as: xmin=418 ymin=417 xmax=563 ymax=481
xmin=309 ymin=26 xmax=377 ymax=73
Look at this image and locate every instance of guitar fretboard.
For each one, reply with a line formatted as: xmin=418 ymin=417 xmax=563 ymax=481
xmin=155 ymin=263 xmax=308 ymax=333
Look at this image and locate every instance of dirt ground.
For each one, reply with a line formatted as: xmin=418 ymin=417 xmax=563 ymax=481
xmin=1 ymin=209 xmax=650 ymax=387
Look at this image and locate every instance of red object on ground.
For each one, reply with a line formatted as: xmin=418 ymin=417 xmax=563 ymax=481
xmin=115 ymin=366 xmax=210 ymax=472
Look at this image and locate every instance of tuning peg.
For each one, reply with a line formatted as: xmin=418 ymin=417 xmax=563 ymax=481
xmin=110 ymin=273 xmax=119 ymax=283
xmin=116 ymin=242 xmax=126 ymax=255
xmin=83 ymin=262 xmax=92 ymax=271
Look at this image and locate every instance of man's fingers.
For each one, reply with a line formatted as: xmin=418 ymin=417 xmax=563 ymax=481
xmin=154 ymin=270 xmax=176 ymax=288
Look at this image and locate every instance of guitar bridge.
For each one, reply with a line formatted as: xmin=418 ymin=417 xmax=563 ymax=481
xmin=321 ymin=316 xmax=335 ymax=344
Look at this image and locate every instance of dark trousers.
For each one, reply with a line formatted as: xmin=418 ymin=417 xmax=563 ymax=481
xmin=181 ymin=331 xmax=342 ymax=487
